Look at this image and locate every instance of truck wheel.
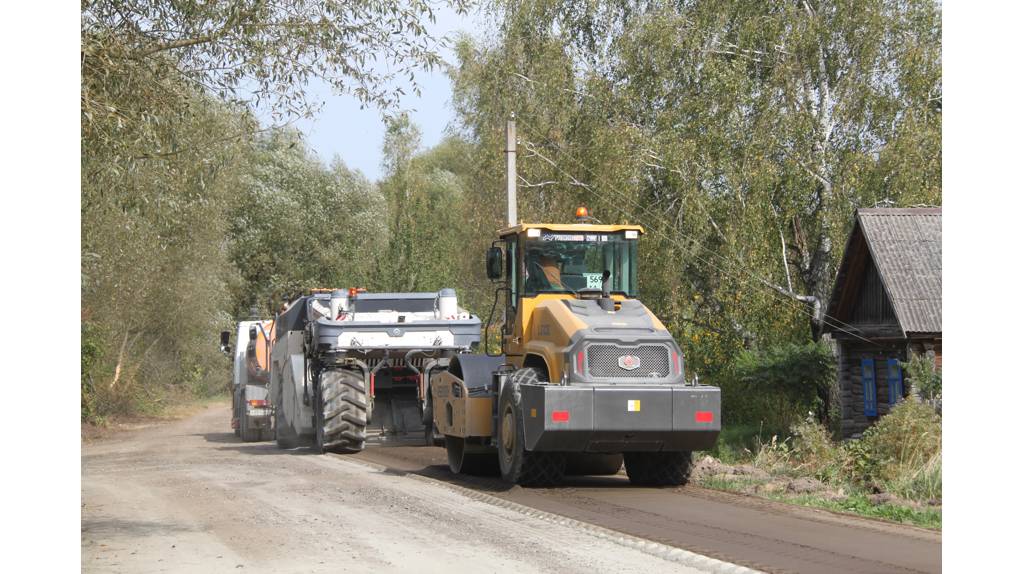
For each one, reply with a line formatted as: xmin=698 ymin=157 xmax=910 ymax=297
xmin=232 ymin=392 xmax=241 ymax=437
xmin=623 ymin=451 xmax=693 ymax=486
xmin=497 ymin=368 xmax=565 ymax=487
xmin=317 ymin=369 xmax=367 ymax=454
xmin=240 ymin=413 xmax=261 ymax=442
xmin=239 ymin=390 xmax=261 ymax=442
xmin=444 ymin=436 xmax=499 ymax=475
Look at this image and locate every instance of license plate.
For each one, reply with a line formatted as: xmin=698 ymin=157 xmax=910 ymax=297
xmin=247 ymin=408 xmax=271 ymax=417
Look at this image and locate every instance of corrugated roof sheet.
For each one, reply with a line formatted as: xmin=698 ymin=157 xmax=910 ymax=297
xmin=856 ymin=208 xmax=942 ymax=334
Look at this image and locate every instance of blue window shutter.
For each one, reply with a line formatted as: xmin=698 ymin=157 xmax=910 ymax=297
xmin=887 ymin=359 xmax=903 ymax=405
xmin=861 ymin=359 xmax=877 ymax=417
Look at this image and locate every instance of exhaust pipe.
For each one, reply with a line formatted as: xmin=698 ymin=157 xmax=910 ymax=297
xmin=506 ymin=115 xmax=517 ymax=226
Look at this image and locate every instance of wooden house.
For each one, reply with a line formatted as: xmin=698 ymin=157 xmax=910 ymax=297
xmin=823 ymin=208 xmax=941 ymax=438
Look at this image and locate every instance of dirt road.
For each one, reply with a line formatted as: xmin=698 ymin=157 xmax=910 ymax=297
xmin=82 ymin=403 xmax=734 ymax=574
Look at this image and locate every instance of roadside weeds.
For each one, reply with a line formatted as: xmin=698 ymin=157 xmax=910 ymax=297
xmin=695 ymin=401 xmax=942 ymax=530
xmin=81 ymin=395 xmax=230 ymax=443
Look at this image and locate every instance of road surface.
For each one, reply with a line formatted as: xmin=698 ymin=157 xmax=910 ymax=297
xmin=82 ymin=403 xmax=734 ymax=574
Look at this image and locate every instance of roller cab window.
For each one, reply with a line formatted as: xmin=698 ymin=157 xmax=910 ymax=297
xmin=521 ymin=232 xmax=637 ymax=297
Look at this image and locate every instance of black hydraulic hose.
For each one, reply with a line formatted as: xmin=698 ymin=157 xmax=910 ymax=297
xmin=484 ymin=286 xmax=509 ymax=357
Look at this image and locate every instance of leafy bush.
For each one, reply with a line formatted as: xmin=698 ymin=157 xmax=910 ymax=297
xmin=748 ymin=433 xmax=793 ymax=474
xmin=790 ymin=415 xmax=846 ymax=483
xmin=81 ymin=322 xmax=105 ymax=423
xmin=860 ymin=400 xmax=942 ymax=495
xmin=753 ymin=402 xmax=942 ymax=504
xmin=904 ymin=353 xmax=942 ymax=400
xmin=730 ymin=342 xmax=836 ymax=429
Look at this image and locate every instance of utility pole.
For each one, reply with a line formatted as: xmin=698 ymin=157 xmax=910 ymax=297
xmin=506 ymin=115 xmax=517 ymax=227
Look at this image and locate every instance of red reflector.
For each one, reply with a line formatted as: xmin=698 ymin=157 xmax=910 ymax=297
xmin=552 ymin=410 xmax=570 ymax=422
xmin=695 ymin=411 xmax=714 ymax=423
xmin=672 ymin=351 xmax=680 ymax=374
xmin=576 ymin=351 xmax=584 ymax=374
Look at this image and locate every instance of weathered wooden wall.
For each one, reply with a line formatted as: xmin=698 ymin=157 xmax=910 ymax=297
xmin=838 ymin=342 xmax=905 ymax=438
xmin=838 ymin=337 xmax=940 ymax=438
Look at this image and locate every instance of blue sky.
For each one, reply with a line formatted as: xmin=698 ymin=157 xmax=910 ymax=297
xmin=292 ymin=6 xmax=489 ymax=182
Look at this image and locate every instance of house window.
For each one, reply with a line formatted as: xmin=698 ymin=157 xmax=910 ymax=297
xmin=861 ymin=358 xmax=878 ymax=417
xmin=887 ymin=358 xmax=904 ymax=405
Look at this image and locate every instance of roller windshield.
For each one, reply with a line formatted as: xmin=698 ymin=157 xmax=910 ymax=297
xmin=522 ymin=231 xmax=638 ymax=297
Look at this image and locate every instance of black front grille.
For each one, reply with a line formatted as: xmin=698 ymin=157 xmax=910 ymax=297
xmin=586 ymin=344 xmax=671 ymax=378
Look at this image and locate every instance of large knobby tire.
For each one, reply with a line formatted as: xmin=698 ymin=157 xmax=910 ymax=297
xmin=444 ymin=435 xmax=499 ymax=475
xmin=623 ymin=451 xmax=694 ymax=486
xmin=497 ymin=368 xmax=565 ymax=487
xmin=316 ymin=369 xmax=368 ymax=454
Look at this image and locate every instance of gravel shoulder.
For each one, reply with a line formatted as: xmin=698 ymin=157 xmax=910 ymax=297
xmin=82 ymin=402 xmax=725 ymax=574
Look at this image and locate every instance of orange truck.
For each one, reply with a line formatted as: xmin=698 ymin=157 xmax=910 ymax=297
xmin=220 ymin=317 xmax=276 ymax=441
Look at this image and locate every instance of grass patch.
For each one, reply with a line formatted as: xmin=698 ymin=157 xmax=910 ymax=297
xmin=709 ymin=422 xmax=790 ymax=464
xmin=81 ymin=393 xmax=229 ymax=442
xmin=696 ymin=475 xmax=941 ymax=530
xmin=700 ymin=475 xmax=763 ymax=492
xmin=778 ymin=493 xmax=942 ymax=530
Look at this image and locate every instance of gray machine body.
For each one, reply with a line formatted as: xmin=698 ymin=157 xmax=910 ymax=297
xmin=270 ymin=291 xmax=481 ymax=442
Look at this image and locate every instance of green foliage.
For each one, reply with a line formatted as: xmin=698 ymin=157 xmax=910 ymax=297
xmin=728 ymin=342 xmax=835 ymax=429
xmin=904 ymin=352 xmax=942 ymax=400
xmin=709 ymin=423 xmax=788 ymax=464
xmin=768 ymin=402 xmax=941 ymax=501
xmin=787 ymin=493 xmax=941 ymax=530
xmin=82 ymin=0 xmax=468 ymax=132
xmin=376 ymin=117 xmax=471 ymax=294
xmin=228 ymin=128 xmax=386 ymax=314
xmin=859 ymin=400 xmax=942 ymax=494
xmin=790 ymin=415 xmax=846 ymax=483
xmin=81 ymin=322 xmax=105 ymax=422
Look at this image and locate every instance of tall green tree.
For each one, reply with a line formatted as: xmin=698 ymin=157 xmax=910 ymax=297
xmin=228 ymin=128 xmax=386 ymax=313
xmin=377 ymin=116 xmax=469 ymax=294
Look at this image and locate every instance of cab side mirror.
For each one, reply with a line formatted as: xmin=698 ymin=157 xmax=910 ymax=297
xmin=486 ymin=247 xmax=503 ymax=280
xmin=220 ymin=330 xmax=231 ymax=355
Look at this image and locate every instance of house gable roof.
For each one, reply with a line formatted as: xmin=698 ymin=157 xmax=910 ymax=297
xmin=825 ymin=208 xmax=942 ymax=336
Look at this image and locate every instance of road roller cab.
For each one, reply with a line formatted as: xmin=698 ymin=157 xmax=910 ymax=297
xmin=432 ymin=207 xmax=721 ymax=486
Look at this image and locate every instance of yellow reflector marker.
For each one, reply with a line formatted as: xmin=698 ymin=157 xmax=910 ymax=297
xmin=627 ymin=400 xmax=641 ymax=412
xmin=530 ymin=408 xmax=537 ymax=418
